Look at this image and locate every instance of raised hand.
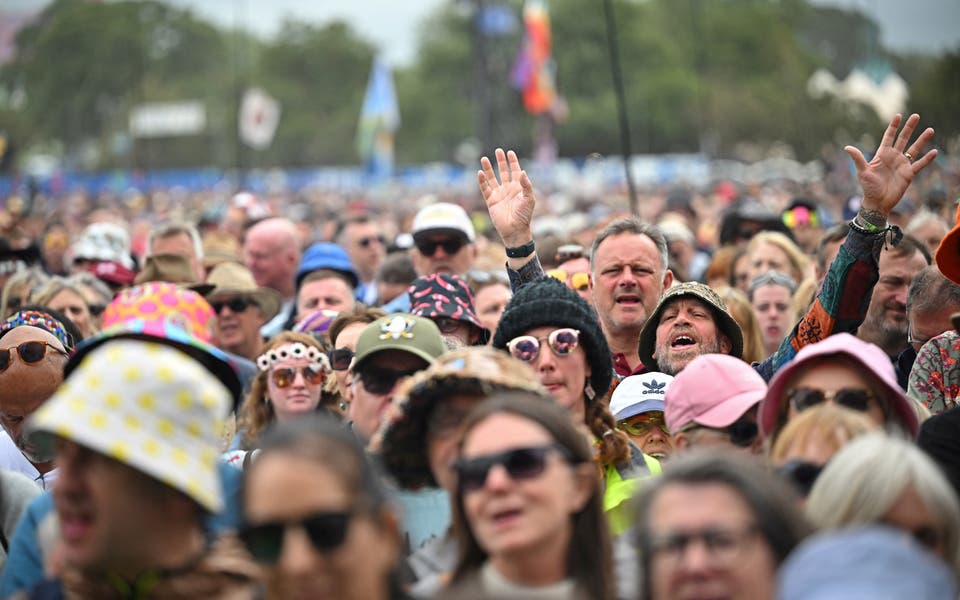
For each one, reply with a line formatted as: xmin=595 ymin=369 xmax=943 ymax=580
xmin=845 ymin=113 xmax=937 ymax=220
xmin=478 ymin=148 xmax=536 ymax=247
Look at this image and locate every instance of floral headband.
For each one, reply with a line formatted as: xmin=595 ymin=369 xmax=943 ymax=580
xmin=256 ymin=342 xmax=330 ymax=372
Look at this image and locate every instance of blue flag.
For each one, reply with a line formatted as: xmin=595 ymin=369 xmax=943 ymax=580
xmin=356 ymin=56 xmax=400 ymax=178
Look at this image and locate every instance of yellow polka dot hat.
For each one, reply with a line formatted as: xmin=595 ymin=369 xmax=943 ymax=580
xmin=27 ymin=339 xmax=231 ymax=512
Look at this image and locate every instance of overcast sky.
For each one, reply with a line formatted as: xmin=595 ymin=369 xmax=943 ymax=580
xmin=7 ymin=0 xmax=960 ymax=66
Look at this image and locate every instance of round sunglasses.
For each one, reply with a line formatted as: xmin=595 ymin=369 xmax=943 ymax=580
xmin=506 ymin=328 xmax=580 ymax=363
xmin=271 ymin=365 xmax=326 ymax=388
xmin=0 ymin=341 xmax=69 ymax=372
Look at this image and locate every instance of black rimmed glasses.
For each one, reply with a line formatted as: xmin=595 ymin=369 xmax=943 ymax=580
xmin=648 ymin=522 xmax=759 ymax=565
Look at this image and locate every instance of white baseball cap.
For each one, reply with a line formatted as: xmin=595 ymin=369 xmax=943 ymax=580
xmin=610 ymin=372 xmax=673 ymax=421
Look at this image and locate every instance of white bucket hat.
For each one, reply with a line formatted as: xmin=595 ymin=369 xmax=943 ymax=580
xmin=27 ymin=339 xmax=230 ymax=511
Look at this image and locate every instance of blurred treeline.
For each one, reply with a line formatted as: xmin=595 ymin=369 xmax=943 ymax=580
xmin=0 ymin=0 xmax=957 ymax=172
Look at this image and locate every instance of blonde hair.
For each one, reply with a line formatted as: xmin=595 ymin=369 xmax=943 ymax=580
xmin=770 ymin=403 xmax=878 ymax=464
xmin=746 ymin=231 xmax=809 ymax=284
xmin=716 ymin=286 xmax=764 ymax=364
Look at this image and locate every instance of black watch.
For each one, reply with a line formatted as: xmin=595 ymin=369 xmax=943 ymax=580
xmin=505 ymin=240 xmax=536 ymax=258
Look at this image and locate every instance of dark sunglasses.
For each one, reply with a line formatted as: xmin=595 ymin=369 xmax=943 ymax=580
xmin=239 ymin=512 xmax=352 ymax=563
xmin=454 ymin=444 xmax=573 ymax=493
xmin=87 ymin=303 xmax=106 ymax=317
xmin=787 ymin=387 xmax=876 ymax=413
xmin=415 ymin=237 xmax=466 ymax=257
xmin=211 ymin=297 xmax=256 ymax=315
xmin=356 ymin=366 xmax=420 ymax=395
xmin=0 ymin=341 xmax=69 ymax=372
xmin=271 ymin=365 xmax=326 ymax=388
xmin=506 ymin=328 xmax=580 ymax=363
xmin=358 ymin=235 xmax=386 ymax=248
xmin=776 ymin=460 xmax=823 ymax=497
xmin=433 ymin=317 xmax=466 ymax=335
xmin=329 ymin=348 xmax=355 ymax=371
xmin=684 ymin=418 xmax=758 ymax=448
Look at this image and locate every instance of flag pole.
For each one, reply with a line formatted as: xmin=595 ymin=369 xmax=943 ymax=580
xmin=601 ymin=0 xmax=639 ymax=215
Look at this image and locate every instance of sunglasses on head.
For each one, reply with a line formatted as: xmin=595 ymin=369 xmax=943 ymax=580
xmin=455 ymin=444 xmax=573 ymax=493
xmin=0 ymin=341 xmax=69 ymax=372
xmin=506 ymin=328 xmax=580 ymax=363
xmin=415 ymin=237 xmax=466 ymax=257
xmin=211 ymin=297 xmax=255 ymax=315
xmin=787 ymin=387 xmax=875 ymax=413
xmin=355 ymin=366 xmax=421 ymax=395
xmin=358 ymin=235 xmax=385 ymax=248
xmin=271 ymin=365 xmax=326 ymax=388
xmin=618 ymin=414 xmax=669 ymax=437
xmin=329 ymin=348 xmax=355 ymax=371
xmin=239 ymin=511 xmax=352 ymax=563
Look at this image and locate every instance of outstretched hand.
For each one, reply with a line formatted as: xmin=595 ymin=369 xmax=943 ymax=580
xmin=845 ymin=113 xmax=937 ymax=220
xmin=478 ymin=149 xmax=536 ymax=248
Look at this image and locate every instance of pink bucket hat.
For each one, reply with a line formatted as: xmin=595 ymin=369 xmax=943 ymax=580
xmin=759 ymin=333 xmax=919 ymax=439
xmin=665 ymin=353 xmax=766 ymax=432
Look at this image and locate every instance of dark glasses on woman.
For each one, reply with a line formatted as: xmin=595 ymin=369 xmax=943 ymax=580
xmin=415 ymin=237 xmax=466 ymax=257
xmin=271 ymin=365 xmax=326 ymax=388
xmin=0 ymin=341 xmax=69 ymax=372
xmin=355 ymin=366 xmax=420 ymax=395
xmin=776 ymin=460 xmax=823 ymax=497
xmin=329 ymin=348 xmax=354 ymax=371
xmin=454 ymin=444 xmax=573 ymax=493
xmin=239 ymin=511 xmax=352 ymax=563
xmin=506 ymin=328 xmax=580 ymax=363
xmin=211 ymin=297 xmax=255 ymax=315
xmin=787 ymin=387 xmax=876 ymax=413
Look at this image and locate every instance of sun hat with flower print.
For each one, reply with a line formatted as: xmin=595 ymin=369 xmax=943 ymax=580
xmin=27 ymin=339 xmax=231 ymax=511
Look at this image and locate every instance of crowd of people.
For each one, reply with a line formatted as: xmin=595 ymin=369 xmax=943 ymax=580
xmin=0 ymin=113 xmax=958 ymax=598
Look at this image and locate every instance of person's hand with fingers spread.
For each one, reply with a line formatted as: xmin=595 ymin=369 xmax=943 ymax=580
xmin=845 ymin=113 xmax=938 ymax=228
xmin=478 ymin=149 xmax=538 ymax=268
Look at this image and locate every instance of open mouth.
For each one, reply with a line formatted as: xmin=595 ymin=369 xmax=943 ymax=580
xmin=59 ymin=507 xmax=94 ymax=544
xmin=616 ymin=294 xmax=641 ymax=305
xmin=671 ymin=335 xmax=696 ymax=348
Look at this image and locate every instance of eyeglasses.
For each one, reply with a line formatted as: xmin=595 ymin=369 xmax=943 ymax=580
xmin=648 ymin=523 xmax=758 ymax=565
xmin=355 ymin=366 xmax=421 ymax=395
xmin=239 ymin=511 xmax=353 ymax=563
xmin=211 ymin=297 xmax=255 ymax=314
xmin=414 ymin=237 xmax=466 ymax=257
xmin=547 ymin=269 xmax=590 ymax=292
xmin=329 ymin=348 xmax=355 ymax=371
xmin=271 ymin=365 xmax=326 ymax=388
xmin=618 ymin=414 xmax=669 ymax=437
xmin=776 ymin=460 xmax=823 ymax=497
xmin=907 ymin=322 xmax=933 ymax=352
xmin=506 ymin=328 xmax=580 ymax=363
xmin=680 ymin=418 xmax=759 ymax=448
xmin=454 ymin=444 xmax=573 ymax=493
xmin=433 ymin=317 xmax=466 ymax=335
xmin=0 ymin=341 xmax=69 ymax=372
xmin=787 ymin=387 xmax=876 ymax=413
xmin=357 ymin=235 xmax=385 ymax=248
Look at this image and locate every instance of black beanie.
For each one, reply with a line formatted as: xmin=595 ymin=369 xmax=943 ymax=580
xmin=917 ymin=407 xmax=960 ymax=500
xmin=493 ymin=277 xmax=612 ymax=399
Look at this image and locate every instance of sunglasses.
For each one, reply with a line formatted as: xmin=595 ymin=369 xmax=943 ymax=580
xmin=415 ymin=237 xmax=466 ymax=257
xmin=681 ymin=418 xmax=758 ymax=448
xmin=87 ymin=303 xmax=106 ymax=317
xmin=239 ymin=511 xmax=352 ymax=563
xmin=271 ymin=365 xmax=326 ymax=388
xmin=787 ymin=387 xmax=876 ymax=413
xmin=433 ymin=317 xmax=466 ymax=335
xmin=0 ymin=341 xmax=69 ymax=372
xmin=776 ymin=460 xmax=823 ymax=497
xmin=547 ymin=269 xmax=590 ymax=292
xmin=506 ymin=328 xmax=580 ymax=363
xmin=329 ymin=348 xmax=355 ymax=371
xmin=355 ymin=366 xmax=421 ymax=395
xmin=211 ymin=297 xmax=255 ymax=315
xmin=618 ymin=414 xmax=669 ymax=437
xmin=454 ymin=444 xmax=573 ymax=493
xmin=358 ymin=235 xmax=386 ymax=248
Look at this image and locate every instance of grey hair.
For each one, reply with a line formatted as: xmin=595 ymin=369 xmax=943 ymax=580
xmin=30 ymin=276 xmax=89 ymax=308
xmin=807 ymin=432 xmax=960 ymax=575
xmin=66 ymin=272 xmax=113 ymax=305
xmin=906 ymin=210 xmax=950 ymax=237
xmin=907 ymin=265 xmax=960 ymax=316
xmin=147 ymin=221 xmax=204 ymax=262
xmin=589 ymin=217 xmax=669 ymax=274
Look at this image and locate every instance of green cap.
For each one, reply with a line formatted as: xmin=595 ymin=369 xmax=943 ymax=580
xmin=353 ymin=314 xmax=447 ymax=371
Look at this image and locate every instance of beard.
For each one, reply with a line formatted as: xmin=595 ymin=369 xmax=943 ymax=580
xmin=16 ymin=432 xmax=54 ymax=464
xmin=861 ymin=305 xmax=908 ymax=354
xmin=655 ymin=336 xmax=726 ymax=376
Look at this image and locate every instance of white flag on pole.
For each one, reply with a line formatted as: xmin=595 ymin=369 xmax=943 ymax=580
xmin=239 ymin=87 xmax=281 ymax=150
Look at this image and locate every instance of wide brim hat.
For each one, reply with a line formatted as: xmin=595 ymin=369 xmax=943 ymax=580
xmin=372 ymin=346 xmax=547 ymax=489
xmin=201 ymin=262 xmax=281 ymax=322
xmin=408 ymin=273 xmax=490 ymax=344
xmin=638 ymin=282 xmax=744 ymax=371
xmin=759 ymin=333 xmax=919 ymax=439
xmin=493 ymin=276 xmax=612 ymax=400
xmin=352 ymin=314 xmax=447 ymax=372
xmin=28 ymin=339 xmax=230 ymax=512
xmin=935 ymin=204 xmax=960 ymax=284
xmin=135 ymin=254 xmax=215 ymax=295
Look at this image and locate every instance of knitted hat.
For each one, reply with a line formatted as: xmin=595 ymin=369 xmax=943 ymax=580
xmin=493 ymin=277 xmax=612 ymax=399
xmin=28 ymin=339 xmax=231 ymax=512
xmin=638 ymin=281 xmax=744 ymax=371
xmin=408 ymin=273 xmax=490 ymax=344
xmin=372 ymin=346 xmax=548 ymax=489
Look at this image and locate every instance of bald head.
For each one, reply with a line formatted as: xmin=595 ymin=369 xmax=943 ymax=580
xmin=243 ymin=218 xmax=302 ymax=298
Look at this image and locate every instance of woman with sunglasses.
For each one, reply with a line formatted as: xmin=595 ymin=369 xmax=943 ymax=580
xmin=759 ymin=333 xmax=921 ymax=446
xmin=326 ymin=307 xmax=386 ymax=412
xmin=806 ymin=432 xmax=960 ymax=576
xmin=492 ymin=277 xmax=659 ymax=534
xmin=241 ymin=414 xmax=409 ymax=600
xmin=234 ymin=332 xmax=333 ymax=453
xmin=442 ymin=392 xmax=613 ymax=600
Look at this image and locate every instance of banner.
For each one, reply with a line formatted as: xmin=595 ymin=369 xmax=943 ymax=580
xmin=356 ymin=55 xmax=401 ymax=177
xmin=510 ymin=0 xmax=557 ymax=115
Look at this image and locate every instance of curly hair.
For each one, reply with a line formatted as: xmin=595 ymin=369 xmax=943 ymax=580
xmin=237 ymin=331 xmax=330 ymax=450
